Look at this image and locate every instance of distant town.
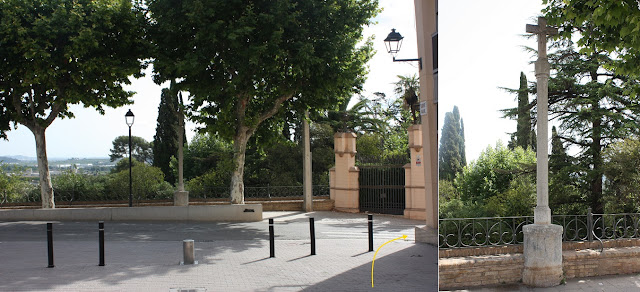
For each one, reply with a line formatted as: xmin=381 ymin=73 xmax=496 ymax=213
xmin=0 ymin=156 xmax=115 ymax=177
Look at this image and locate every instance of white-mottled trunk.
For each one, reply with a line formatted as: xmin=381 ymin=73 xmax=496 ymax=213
xmin=230 ymin=131 xmax=249 ymax=204
xmin=33 ymin=127 xmax=55 ymax=209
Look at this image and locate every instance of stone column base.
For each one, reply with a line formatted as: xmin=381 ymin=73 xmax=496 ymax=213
xmin=174 ymin=190 xmax=189 ymax=206
xmin=523 ymin=223 xmax=563 ymax=287
xmin=404 ymin=208 xmax=426 ymax=220
xmin=415 ymin=226 xmax=438 ymax=246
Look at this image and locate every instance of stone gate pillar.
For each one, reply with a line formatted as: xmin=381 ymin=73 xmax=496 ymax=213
xmin=405 ymin=125 xmax=426 ymax=220
xmin=329 ymin=132 xmax=359 ymax=213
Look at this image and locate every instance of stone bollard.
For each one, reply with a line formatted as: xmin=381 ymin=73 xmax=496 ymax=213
xmin=182 ymin=239 xmax=196 ymax=265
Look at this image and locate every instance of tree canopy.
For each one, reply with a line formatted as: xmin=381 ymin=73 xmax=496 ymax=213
xmin=148 ymin=0 xmax=379 ymax=204
xmin=109 ymin=136 xmax=153 ymax=164
xmin=0 ymin=0 xmax=148 ymax=208
xmin=543 ymin=0 xmax=640 ymax=75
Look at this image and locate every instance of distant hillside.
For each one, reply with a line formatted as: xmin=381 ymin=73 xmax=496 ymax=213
xmin=0 ymin=156 xmax=21 ymax=163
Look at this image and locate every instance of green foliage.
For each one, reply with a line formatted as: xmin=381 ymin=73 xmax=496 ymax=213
xmin=501 ymin=72 xmax=535 ymax=151
xmin=149 ymin=0 xmax=379 ymax=202
xmin=0 ymin=169 xmax=32 ymax=203
xmin=439 ymin=144 xmax=537 ymax=218
xmin=181 ymin=133 xmax=235 ymax=181
xmin=0 ymin=0 xmax=148 ymax=204
xmin=546 ymin=41 xmax=640 ymax=214
xmin=357 ymin=134 xmax=385 ymax=158
xmin=548 ymin=125 xmax=584 ymax=215
xmin=185 ymin=170 xmax=229 ymax=199
xmin=484 ymin=176 xmax=536 ymax=217
xmin=52 ymin=169 xmax=109 ymax=201
xmin=0 ymin=0 xmax=148 ymax=134
xmin=110 ymin=158 xmax=144 ymax=174
xmin=439 ymin=106 xmax=466 ymax=181
xmin=109 ymin=136 xmax=154 ymax=164
xmin=543 ymin=0 xmax=640 ymax=76
xmin=603 ymin=137 xmax=640 ymax=213
xmin=457 ymin=143 xmax=536 ymax=204
xmin=393 ymin=74 xmax=420 ymax=124
xmin=153 ymin=86 xmax=181 ymax=185
xmin=108 ymin=164 xmax=173 ymax=201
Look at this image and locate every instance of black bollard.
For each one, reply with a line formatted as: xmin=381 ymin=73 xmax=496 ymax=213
xmin=310 ymin=217 xmax=316 ymax=255
xmin=368 ymin=214 xmax=373 ymax=252
xmin=269 ymin=218 xmax=275 ymax=258
xmin=47 ymin=223 xmax=54 ymax=268
xmin=98 ymin=221 xmax=105 ymax=266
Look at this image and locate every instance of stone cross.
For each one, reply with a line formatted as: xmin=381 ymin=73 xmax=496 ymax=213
xmin=527 ymin=17 xmax=557 ymax=225
xmin=526 ymin=17 xmax=557 ymax=59
xmin=521 ymin=17 xmax=564 ymax=288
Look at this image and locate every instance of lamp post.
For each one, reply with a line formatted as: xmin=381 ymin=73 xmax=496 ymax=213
xmin=125 ymin=109 xmax=134 ymax=207
xmin=384 ymin=28 xmax=422 ymax=70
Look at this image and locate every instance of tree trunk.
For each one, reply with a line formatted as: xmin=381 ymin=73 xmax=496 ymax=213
xmin=33 ymin=126 xmax=55 ymax=208
xmin=591 ymin=116 xmax=604 ymax=214
xmin=230 ymin=130 xmax=250 ymax=204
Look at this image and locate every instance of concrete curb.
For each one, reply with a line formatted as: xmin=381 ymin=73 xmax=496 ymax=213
xmin=0 ymin=204 xmax=263 ymax=222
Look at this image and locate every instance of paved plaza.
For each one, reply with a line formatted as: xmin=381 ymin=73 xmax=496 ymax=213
xmin=0 ymin=211 xmax=437 ymax=291
xmin=446 ymin=273 xmax=640 ymax=292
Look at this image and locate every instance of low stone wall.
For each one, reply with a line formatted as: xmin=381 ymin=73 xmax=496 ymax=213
xmin=439 ymin=254 xmax=524 ymax=289
xmin=439 ymin=242 xmax=640 ymax=290
xmin=0 ymin=204 xmax=263 ymax=222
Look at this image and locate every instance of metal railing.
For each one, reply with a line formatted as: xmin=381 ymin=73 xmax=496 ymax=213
xmin=188 ymin=185 xmax=329 ymax=201
xmin=439 ymin=208 xmax=638 ymax=249
xmin=1 ymin=185 xmax=330 ymax=206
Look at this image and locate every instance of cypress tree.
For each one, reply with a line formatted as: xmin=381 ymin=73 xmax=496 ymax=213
xmin=153 ymin=85 xmax=180 ymax=184
xmin=439 ymin=106 xmax=466 ymax=181
xmin=516 ymin=72 xmax=533 ymax=150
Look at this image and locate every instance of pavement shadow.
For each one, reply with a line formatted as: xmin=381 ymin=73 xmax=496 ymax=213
xmin=300 ymin=243 xmax=438 ymax=292
xmin=0 ymin=220 xmax=270 ymax=290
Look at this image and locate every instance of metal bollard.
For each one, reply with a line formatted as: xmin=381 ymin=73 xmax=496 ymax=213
xmin=47 ymin=223 xmax=54 ymax=268
xmin=183 ymin=239 xmax=195 ymax=265
xmin=98 ymin=221 xmax=105 ymax=266
xmin=269 ymin=219 xmax=275 ymax=258
xmin=310 ymin=217 xmax=316 ymax=255
xmin=368 ymin=214 xmax=373 ymax=252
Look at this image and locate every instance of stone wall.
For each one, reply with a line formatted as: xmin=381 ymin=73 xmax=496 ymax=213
xmin=439 ymin=254 xmax=524 ymax=289
xmin=439 ymin=242 xmax=640 ymax=290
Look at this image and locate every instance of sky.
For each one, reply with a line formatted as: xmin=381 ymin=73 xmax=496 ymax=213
xmin=0 ymin=0 xmax=545 ymax=163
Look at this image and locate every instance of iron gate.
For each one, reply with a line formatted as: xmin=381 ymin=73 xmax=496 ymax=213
xmin=358 ymin=155 xmax=407 ymax=215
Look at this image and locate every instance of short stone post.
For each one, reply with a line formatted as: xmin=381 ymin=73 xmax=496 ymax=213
xmin=329 ymin=132 xmax=359 ymax=213
xmin=522 ymin=17 xmax=563 ymax=287
xmin=404 ymin=124 xmax=426 ymax=220
xmin=182 ymin=239 xmax=195 ymax=265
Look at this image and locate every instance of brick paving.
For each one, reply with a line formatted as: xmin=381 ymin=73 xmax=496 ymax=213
xmin=0 ymin=211 xmax=437 ymax=291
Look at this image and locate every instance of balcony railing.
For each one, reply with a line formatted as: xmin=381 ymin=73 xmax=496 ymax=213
xmin=439 ymin=208 xmax=637 ymax=249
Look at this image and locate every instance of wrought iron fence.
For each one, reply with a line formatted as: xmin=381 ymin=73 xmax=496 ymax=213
xmin=188 ymin=185 xmax=330 ymax=201
xmin=439 ymin=208 xmax=638 ymax=248
xmin=1 ymin=185 xmax=330 ymax=206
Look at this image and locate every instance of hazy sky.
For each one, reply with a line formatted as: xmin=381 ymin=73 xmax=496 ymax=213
xmin=0 ymin=1 xmax=545 ymax=163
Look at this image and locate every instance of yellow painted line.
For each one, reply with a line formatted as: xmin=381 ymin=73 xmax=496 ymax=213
xmin=371 ymin=234 xmax=407 ymax=287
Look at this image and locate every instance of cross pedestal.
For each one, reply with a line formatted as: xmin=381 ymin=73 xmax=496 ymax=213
xmin=522 ymin=17 xmax=563 ymax=287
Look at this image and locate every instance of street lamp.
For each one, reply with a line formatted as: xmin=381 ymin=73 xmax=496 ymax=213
xmin=125 ymin=109 xmax=134 ymax=207
xmin=384 ymin=28 xmax=422 ymax=70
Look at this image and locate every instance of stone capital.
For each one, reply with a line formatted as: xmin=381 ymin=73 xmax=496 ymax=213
xmin=535 ymin=60 xmax=550 ymax=76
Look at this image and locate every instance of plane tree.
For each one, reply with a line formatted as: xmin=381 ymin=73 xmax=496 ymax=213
xmin=0 ymin=0 xmax=148 ymax=208
xmin=148 ymin=0 xmax=379 ymax=204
